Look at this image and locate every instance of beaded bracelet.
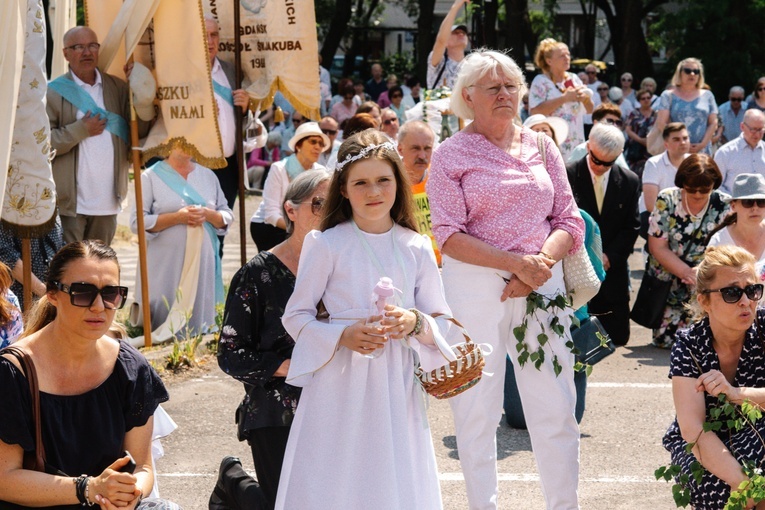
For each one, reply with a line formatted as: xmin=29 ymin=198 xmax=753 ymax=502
xmin=409 ymin=309 xmax=423 ymax=336
xmin=74 ymin=475 xmax=89 ymax=506
xmin=84 ymin=477 xmax=95 ymax=507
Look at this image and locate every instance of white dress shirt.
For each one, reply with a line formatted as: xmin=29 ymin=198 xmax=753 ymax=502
xmin=715 ymin=135 xmax=765 ymax=194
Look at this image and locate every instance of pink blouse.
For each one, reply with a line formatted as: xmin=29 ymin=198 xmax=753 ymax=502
xmin=427 ymin=128 xmax=584 ymax=256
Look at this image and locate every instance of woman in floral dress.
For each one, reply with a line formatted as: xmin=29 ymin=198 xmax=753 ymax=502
xmin=529 ymin=38 xmax=594 ymax=160
xmin=647 ymin=154 xmax=729 ymax=348
xmin=624 ymin=88 xmax=657 ymax=176
xmin=218 ymin=170 xmax=330 ymax=508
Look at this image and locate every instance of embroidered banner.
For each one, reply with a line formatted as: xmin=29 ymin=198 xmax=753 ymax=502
xmin=49 ymin=0 xmax=78 ymax=78
xmin=202 ymin=0 xmax=321 ymax=120
xmin=3 ymin=0 xmax=57 ymax=236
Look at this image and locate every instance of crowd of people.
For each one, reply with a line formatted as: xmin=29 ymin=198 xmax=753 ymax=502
xmin=6 ymin=3 xmax=765 ymax=507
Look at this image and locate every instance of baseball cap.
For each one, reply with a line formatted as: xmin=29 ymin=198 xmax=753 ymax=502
xmin=451 ymin=24 xmax=468 ymax=34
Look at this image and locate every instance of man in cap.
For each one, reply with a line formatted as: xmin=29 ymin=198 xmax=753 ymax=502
xmin=427 ymin=0 xmax=470 ymax=89
xmin=47 ymin=26 xmax=153 ymax=245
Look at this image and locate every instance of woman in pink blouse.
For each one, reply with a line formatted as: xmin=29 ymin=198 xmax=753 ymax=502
xmin=427 ymin=49 xmax=585 ymax=510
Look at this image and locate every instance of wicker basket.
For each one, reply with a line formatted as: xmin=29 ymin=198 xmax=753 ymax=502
xmin=415 ymin=317 xmax=484 ymax=400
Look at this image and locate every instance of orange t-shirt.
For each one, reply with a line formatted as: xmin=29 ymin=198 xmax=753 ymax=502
xmin=411 ymin=175 xmax=441 ymax=266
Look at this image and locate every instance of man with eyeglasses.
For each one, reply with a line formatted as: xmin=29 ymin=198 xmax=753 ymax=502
xmin=280 ymin=111 xmax=306 ymax=157
xmin=715 ymin=109 xmax=765 ymax=194
xmin=317 ymin=116 xmax=340 ymax=167
xmin=47 ymin=27 xmax=152 ymax=246
xmin=715 ymin=86 xmax=748 ymax=145
xmin=567 ymin=103 xmax=629 ymax=168
xmin=566 ymin=123 xmax=640 ymax=346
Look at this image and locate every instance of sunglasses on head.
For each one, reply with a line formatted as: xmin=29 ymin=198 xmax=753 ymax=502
xmin=588 ymin=150 xmax=617 ymax=167
xmin=53 ymin=282 xmax=128 ymax=310
xmin=740 ymin=198 xmax=765 ymax=208
xmin=682 ymin=67 xmax=701 ymax=75
xmin=702 ymin=284 xmax=763 ymax=304
xmin=300 ymin=196 xmax=325 ymax=215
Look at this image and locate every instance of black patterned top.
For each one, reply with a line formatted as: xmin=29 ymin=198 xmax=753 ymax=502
xmin=663 ymin=310 xmax=765 ymax=509
xmin=218 ymin=251 xmax=301 ymax=433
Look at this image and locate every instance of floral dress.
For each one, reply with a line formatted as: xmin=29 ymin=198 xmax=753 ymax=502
xmin=529 ymin=72 xmax=587 ymax=160
xmin=657 ymin=90 xmax=718 ymax=155
xmin=625 ymin=108 xmax=657 ymax=171
xmin=647 ymin=188 xmax=728 ymax=348
xmin=663 ymin=312 xmax=765 ymax=509
xmin=0 ymin=290 xmax=22 ymax=350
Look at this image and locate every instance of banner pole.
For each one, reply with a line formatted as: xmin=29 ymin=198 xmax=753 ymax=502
xmin=21 ymin=238 xmax=31 ymax=313
xmin=128 ymin=75 xmax=153 ymax=348
xmin=233 ymin=0 xmax=247 ymax=267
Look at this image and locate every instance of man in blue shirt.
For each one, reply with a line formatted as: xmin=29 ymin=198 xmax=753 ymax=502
xmin=716 ymin=86 xmax=747 ymax=145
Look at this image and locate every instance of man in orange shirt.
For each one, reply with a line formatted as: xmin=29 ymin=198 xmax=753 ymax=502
xmin=397 ymin=121 xmax=440 ymax=264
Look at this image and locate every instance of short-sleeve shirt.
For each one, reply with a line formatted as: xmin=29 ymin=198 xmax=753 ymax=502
xmin=528 ymin=73 xmax=587 ymax=160
xmin=426 ymin=51 xmax=461 ymax=90
xmin=0 ymin=341 xmax=168 ymax=488
xmin=656 ymin=90 xmax=718 ymax=154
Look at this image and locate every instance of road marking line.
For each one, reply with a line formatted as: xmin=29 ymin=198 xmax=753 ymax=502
xmin=157 ymin=473 xmax=659 ymax=483
xmin=588 ymin=382 xmax=671 ymax=389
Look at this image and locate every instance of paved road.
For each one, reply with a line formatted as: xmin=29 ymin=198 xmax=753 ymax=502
xmin=115 ymin=188 xmax=677 ymax=509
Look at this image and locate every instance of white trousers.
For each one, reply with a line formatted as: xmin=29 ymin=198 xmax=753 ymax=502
xmin=443 ymin=256 xmax=580 ymax=510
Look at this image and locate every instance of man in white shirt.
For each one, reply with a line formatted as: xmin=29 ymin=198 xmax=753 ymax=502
xmin=47 ymin=26 xmax=150 ymax=245
xmin=715 ymin=109 xmax=765 ymax=194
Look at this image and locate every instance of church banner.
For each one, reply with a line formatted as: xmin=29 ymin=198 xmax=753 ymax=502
xmin=203 ymin=0 xmax=321 ymax=120
xmin=49 ymin=0 xmax=78 ymax=78
xmin=139 ymin=0 xmax=226 ymax=168
xmin=4 ymin=0 xmax=57 ymax=236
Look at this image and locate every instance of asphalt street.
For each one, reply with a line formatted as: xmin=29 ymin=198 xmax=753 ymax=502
xmin=115 ymin=188 xmax=678 ymax=509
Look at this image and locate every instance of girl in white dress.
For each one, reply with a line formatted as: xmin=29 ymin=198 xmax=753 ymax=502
xmin=276 ymin=129 xmax=459 ymax=510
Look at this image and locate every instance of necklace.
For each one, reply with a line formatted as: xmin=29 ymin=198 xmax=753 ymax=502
xmin=682 ymin=191 xmax=709 ymax=222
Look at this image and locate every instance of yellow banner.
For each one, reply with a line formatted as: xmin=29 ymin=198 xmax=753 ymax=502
xmin=140 ymin=0 xmax=225 ymax=167
xmin=84 ymin=0 xmax=126 ymax=79
xmin=203 ymin=0 xmax=321 ymax=120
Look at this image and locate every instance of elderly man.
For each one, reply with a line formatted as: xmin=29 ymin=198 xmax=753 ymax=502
xmin=380 ymin=108 xmax=399 ymax=142
xmin=317 ymin=116 xmax=340 ymax=168
xmin=715 ymin=109 xmax=765 ymax=194
xmin=398 ymin=121 xmax=439 ymax=264
xmin=715 ymin=86 xmax=748 ymax=145
xmin=47 ymin=26 xmax=150 ymax=245
xmin=427 ymin=0 xmax=469 ymax=89
xmin=567 ymin=123 xmax=640 ymax=346
xmin=568 ymin=103 xmax=628 ymax=168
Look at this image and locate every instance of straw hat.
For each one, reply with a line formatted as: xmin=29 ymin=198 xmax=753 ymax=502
xmin=523 ymin=114 xmax=569 ymax=145
xmin=128 ymin=63 xmax=156 ymax=121
xmin=727 ymin=173 xmax=765 ymax=201
xmin=288 ymin=122 xmax=330 ymax=152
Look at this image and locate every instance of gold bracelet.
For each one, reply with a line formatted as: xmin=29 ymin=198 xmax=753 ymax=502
xmin=539 ymin=250 xmax=554 ymax=260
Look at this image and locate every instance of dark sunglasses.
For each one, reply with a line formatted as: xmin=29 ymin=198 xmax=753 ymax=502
xmin=621 ymin=78 xmax=632 ymax=82
xmin=740 ymin=199 xmax=765 ymax=208
xmin=731 ymin=97 xmax=744 ymax=102
xmin=602 ymin=118 xmax=623 ymax=127
xmin=684 ymin=186 xmax=712 ymax=195
xmin=758 ymin=87 xmax=765 ymax=92
xmin=597 ymin=87 xmax=609 ymax=91
xmin=321 ymin=128 xmax=337 ymax=136
xmin=588 ymin=150 xmax=617 ymax=167
xmin=682 ymin=67 xmax=701 ymax=75
xmin=53 ymin=281 xmax=128 ymax=310
xmin=390 ymin=94 xmax=403 ymax=98
xmin=383 ymin=118 xmax=398 ymax=125
xmin=308 ymin=197 xmax=325 ymax=215
xmin=702 ymin=284 xmax=763 ymax=304
xmin=586 ymin=70 xmax=597 ymax=74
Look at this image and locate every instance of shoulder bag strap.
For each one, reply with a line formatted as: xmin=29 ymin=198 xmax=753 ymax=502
xmin=430 ymin=50 xmax=449 ymax=90
xmin=2 ymin=346 xmax=45 ymax=472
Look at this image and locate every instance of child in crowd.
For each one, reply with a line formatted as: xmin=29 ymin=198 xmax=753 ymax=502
xmin=276 ymin=129 xmax=458 ymax=509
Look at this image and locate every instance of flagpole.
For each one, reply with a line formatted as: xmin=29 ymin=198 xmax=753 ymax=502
xmin=233 ymin=0 xmax=247 ymax=267
xmin=128 ymin=83 xmax=152 ymax=348
xmin=21 ymin=238 xmax=31 ymax=313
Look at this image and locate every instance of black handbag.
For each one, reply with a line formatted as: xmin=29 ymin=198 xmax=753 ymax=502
xmin=573 ymin=316 xmax=615 ymax=365
xmin=630 ymin=272 xmax=674 ymax=329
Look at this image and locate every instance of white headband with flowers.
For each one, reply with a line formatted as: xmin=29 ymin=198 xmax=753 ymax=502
xmin=335 ymin=141 xmax=397 ymax=172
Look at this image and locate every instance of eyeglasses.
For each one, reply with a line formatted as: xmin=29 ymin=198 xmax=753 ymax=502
xmin=602 ymin=118 xmax=623 ymax=127
xmin=292 ymin=119 xmax=303 ymax=124
xmin=390 ymin=94 xmax=403 ymax=99
xmin=300 ymin=196 xmax=325 ymax=215
xmin=475 ymin=83 xmax=520 ymax=95
xmin=621 ymin=77 xmax=632 ymax=82
xmin=53 ymin=281 xmax=128 ymax=310
xmin=758 ymin=87 xmax=765 ymax=92
xmin=64 ymin=43 xmax=101 ymax=53
xmin=744 ymin=122 xmax=765 ymax=133
xmin=684 ymin=186 xmax=713 ymax=195
xmin=730 ymin=98 xmax=744 ymax=102
xmin=586 ymin=71 xmax=597 ymax=74
xmin=321 ymin=128 xmax=337 ymax=136
xmin=588 ymin=150 xmax=617 ymax=167
xmin=639 ymin=96 xmax=652 ymax=101
xmin=383 ymin=118 xmax=398 ymax=125
xmin=682 ymin=67 xmax=701 ymax=75
xmin=740 ymin=199 xmax=765 ymax=208
xmin=597 ymin=87 xmax=609 ymax=92
xmin=702 ymin=284 xmax=763 ymax=304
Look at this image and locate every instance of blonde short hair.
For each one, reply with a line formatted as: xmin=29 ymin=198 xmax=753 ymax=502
xmin=671 ymin=58 xmax=706 ymax=89
xmin=692 ymin=245 xmax=756 ymax=319
xmin=533 ymin=38 xmax=566 ymax=74
xmin=451 ymin=48 xmax=528 ymax=121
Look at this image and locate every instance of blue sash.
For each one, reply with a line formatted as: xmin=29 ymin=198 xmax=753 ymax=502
xmin=152 ymin=161 xmax=224 ymax=304
xmin=284 ymin=154 xmax=305 ymax=181
xmin=212 ymin=79 xmax=234 ymax=107
xmin=48 ymin=75 xmax=129 ymax=144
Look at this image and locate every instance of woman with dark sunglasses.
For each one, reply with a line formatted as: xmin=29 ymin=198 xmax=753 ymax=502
xmin=646 ymin=154 xmax=729 ymax=348
xmin=709 ymin=174 xmax=765 ymax=282
xmin=654 ymin=57 xmax=718 ymax=155
xmin=0 ymin=240 xmax=179 ymax=509
xmin=663 ymin=244 xmax=765 ymax=510
xmin=746 ymin=77 xmax=765 ymax=114
xmin=216 ymin=170 xmax=330 ymax=510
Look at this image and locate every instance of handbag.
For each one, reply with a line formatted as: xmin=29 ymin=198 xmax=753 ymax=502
xmin=415 ymin=316 xmax=484 ymax=400
xmin=646 ymin=93 xmax=673 ymax=156
xmin=573 ymin=316 xmax=615 ymax=365
xmin=535 ymin=132 xmax=601 ymax=309
xmin=630 ymin=273 xmax=673 ymax=329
